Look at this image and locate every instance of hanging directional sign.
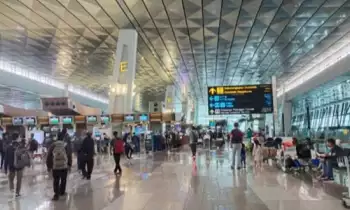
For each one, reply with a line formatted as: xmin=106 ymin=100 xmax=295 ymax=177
xmin=208 ymin=85 xmax=273 ymax=115
xmin=120 ymin=61 xmax=128 ymax=72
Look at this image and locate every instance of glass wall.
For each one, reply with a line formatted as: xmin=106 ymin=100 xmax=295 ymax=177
xmin=291 ymin=73 xmax=350 ymax=140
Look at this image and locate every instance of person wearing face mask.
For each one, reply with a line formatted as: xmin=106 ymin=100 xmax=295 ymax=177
xmin=317 ymin=138 xmax=344 ymax=181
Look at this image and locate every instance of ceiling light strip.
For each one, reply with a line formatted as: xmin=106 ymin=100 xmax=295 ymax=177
xmin=277 ymin=38 xmax=350 ymax=97
xmin=0 ymin=60 xmax=108 ymax=104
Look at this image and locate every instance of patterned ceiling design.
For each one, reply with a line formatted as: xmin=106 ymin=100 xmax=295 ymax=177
xmin=0 ymin=0 xmax=350 ymax=103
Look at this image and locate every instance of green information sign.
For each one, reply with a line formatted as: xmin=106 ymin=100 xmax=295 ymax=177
xmin=86 ymin=115 xmax=97 ymax=123
xmin=62 ymin=116 xmax=73 ymax=124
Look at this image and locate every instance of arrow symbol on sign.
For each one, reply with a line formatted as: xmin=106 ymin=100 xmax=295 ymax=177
xmin=209 ymin=96 xmax=214 ymax=101
xmin=209 ymin=88 xmax=216 ymax=95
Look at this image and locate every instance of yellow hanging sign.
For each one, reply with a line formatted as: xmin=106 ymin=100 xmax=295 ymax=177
xmin=120 ymin=61 xmax=128 ymax=72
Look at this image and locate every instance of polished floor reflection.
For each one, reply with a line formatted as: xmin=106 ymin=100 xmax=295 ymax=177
xmin=0 ymin=149 xmax=347 ymax=210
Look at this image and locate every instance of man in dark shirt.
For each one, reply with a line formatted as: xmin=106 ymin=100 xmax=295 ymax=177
xmin=317 ymin=138 xmax=343 ymax=181
xmin=80 ymin=132 xmax=95 ymax=180
xmin=230 ymin=123 xmax=243 ymax=170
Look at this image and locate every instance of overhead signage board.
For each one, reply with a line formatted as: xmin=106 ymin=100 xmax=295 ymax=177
xmin=49 ymin=116 xmax=60 ymax=125
xmin=100 ymin=115 xmax=110 ymax=124
xmin=12 ymin=117 xmax=24 ymax=126
xmin=86 ymin=115 xmax=98 ymax=124
xmin=24 ymin=117 xmax=37 ymax=125
xmin=207 ymin=85 xmax=273 ymax=115
xmin=62 ymin=116 xmax=73 ymax=124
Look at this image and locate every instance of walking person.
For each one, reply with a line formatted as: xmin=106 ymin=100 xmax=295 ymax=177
xmin=230 ymin=123 xmax=244 ymax=170
xmin=80 ymin=132 xmax=95 ymax=180
xmin=73 ymin=132 xmax=85 ymax=173
xmin=188 ymin=126 xmax=198 ymax=160
xmin=111 ymin=131 xmax=124 ymax=175
xmin=0 ymin=137 xmax=4 ymax=170
xmin=46 ymin=132 xmax=72 ymax=201
xmin=4 ymin=134 xmax=30 ymax=197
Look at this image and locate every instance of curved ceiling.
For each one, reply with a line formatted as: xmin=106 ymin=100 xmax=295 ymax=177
xmin=0 ymin=0 xmax=350 ymax=104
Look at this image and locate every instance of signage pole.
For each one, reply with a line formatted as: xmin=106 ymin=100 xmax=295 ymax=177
xmin=272 ymin=76 xmax=278 ymax=137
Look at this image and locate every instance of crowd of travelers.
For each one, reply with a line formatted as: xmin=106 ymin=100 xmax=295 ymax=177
xmin=0 ymin=128 xmax=141 ymax=201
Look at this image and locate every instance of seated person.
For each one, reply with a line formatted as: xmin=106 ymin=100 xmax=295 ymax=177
xmin=317 ymin=138 xmax=344 ymax=181
xmin=274 ymin=137 xmax=282 ymax=149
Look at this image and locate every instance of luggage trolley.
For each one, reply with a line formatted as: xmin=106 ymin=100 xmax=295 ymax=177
xmin=338 ymin=156 xmax=350 ymax=208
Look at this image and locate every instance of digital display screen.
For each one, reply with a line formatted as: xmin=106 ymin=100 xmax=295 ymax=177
xmin=208 ymin=84 xmax=273 ymax=115
xmin=124 ymin=114 xmax=134 ymax=121
xmin=139 ymin=114 xmax=149 ymax=121
xmin=24 ymin=117 xmax=36 ymax=125
xmin=100 ymin=115 xmax=110 ymax=124
xmin=86 ymin=115 xmax=97 ymax=123
xmin=12 ymin=117 xmax=24 ymax=125
xmin=49 ymin=116 xmax=60 ymax=125
xmin=62 ymin=116 xmax=73 ymax=124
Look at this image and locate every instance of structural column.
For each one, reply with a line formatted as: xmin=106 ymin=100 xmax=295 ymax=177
xmin=108 ymin=29 xmax=138 ymax=114
xmin=283 ymin=101 xmax=292 ymax=136
xmin=164 ymin=85 xmax=175 ymax=111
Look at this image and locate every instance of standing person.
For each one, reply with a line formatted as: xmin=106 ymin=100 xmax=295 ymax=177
xmin=252 ymin=139 xmax=263 ymax=168
xmin=0 ymin=136 xmax=4 ymax=169
xmin=241 ymin=143 xmax=246 ymax=168
xmin=4 ymin=134 xmax=30 ymax=197
xmin=111 ymin=131 xmax=124 ymax=175
xmin=188 ymin=126 xmax=198 ymax=160
xmin=80 ymin=132 xmax=95 ymax=180
xmin=46 ymin=132 xmax=72 ymax=201
xmin=131 ymin=133 xmax=139 ymax=153
xmin=61 ymin=128 xmax=72 ymax=153
xmin=28 ymin=133 xmax=38 ymax=165
xmin=230 ymin=122 xmax=244 ymax=170
xmin=124 ymin=134 xmax=134 ymax=160
xmin=73 ymin=132 xmax=85 ymax=172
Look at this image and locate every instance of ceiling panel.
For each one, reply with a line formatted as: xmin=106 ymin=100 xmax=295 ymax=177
xmin=0 ymin=0 xmax=349 ymax=103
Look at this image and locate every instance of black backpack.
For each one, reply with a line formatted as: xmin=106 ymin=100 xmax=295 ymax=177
xmin=30 ymin=139 xmax=38 ymax=151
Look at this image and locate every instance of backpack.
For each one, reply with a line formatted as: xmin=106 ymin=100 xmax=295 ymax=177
xmin=52 ymin=142 xmax=68 ymax=169
xmin=114 ymin=139 xmax=124 ymax=154
xmin=30 ymin=139 xmax=38 ymax=151
xmin=231 ymin=129 xmax=243 ymax=144
xmin=14 ymin=147 xmax=31 ymax=169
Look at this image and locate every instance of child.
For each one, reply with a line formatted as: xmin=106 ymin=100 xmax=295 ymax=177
xmin=241 ymin=143 xmax=246 ymax=168
xmin=253 ymin=139 xmax=263 ymax=168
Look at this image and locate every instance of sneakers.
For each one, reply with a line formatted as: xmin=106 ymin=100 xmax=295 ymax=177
xmin=15 ymin=193 xmax=21 ymax=198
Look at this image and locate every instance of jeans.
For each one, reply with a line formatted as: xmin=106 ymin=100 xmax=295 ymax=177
xmin=125 ymin=147 xmax=133 ymax=159
xmin=322 ymin=159 xmax=334 ymax=178
xmin=231 ymin=143 xmax=242 ymax=169
xmin=113 ymin=153 xmax=122 ymax=173
xmin=190 ymin=143 xmax=197 ymax=156
xmin=52 ymin=169 xmax=68 ymax=196
xmin=82 ymin=158 xmax=94 ymax=179
xmin=9 ymin=169 xmax=23 ymax=194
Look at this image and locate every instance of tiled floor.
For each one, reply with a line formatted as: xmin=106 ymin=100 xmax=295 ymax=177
xmin=0 ymin=149 xmax=348 ymax=210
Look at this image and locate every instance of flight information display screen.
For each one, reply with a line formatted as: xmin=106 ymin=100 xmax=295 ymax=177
xmin=207 ymin=84 xmax=273 ymax=115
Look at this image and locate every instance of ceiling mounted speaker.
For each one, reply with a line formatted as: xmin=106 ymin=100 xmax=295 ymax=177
xmin=154 ymin=103 xmax=158 ymax=106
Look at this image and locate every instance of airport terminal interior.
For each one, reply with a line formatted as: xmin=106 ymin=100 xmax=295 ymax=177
xmin=2 ymin=0 xmax=350 ymax=209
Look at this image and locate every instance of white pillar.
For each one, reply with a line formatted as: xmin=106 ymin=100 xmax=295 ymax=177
xmin=108 ymin=29 xmax=138 ymax=114
xmin=283 ymin=101 xmax=292 ymax=136
xmin=164 ymin=85 xmax=175 ymax=111
xmin=272 ymin=76 xmax=278 ymax=136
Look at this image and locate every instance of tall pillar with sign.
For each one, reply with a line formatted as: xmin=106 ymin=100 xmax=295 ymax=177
xmin=108 ymin=29 xmax=138 ymax=114
xmin=164 ymin=85 xmax=175 ymax=111
xmin=272 ymin=76 xmax=278 ymax=136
